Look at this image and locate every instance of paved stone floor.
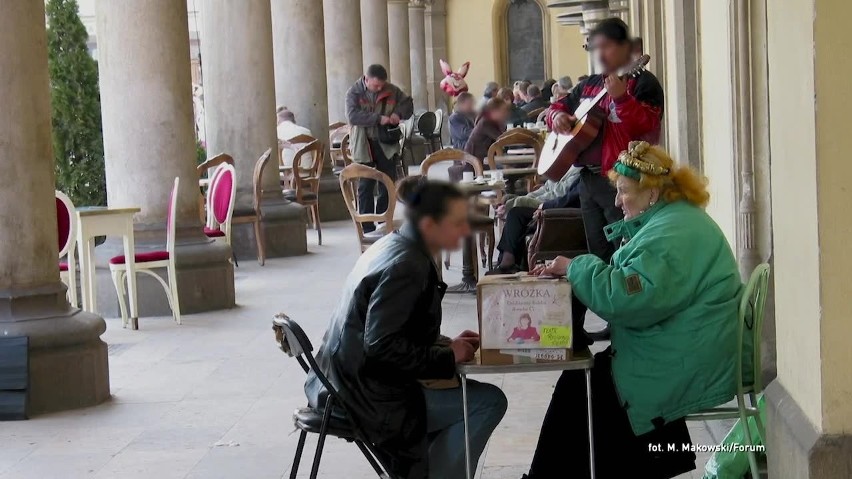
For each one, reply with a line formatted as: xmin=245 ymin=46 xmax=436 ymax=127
xmin=0 ymin=222 xmax=729 ymax=479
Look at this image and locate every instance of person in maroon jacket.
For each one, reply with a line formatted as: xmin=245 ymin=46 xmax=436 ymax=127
xmin=544 ymin=17 xmax=664 ymax=343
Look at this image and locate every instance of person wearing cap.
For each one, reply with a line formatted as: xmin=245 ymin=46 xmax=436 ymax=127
xmin=523 ymin=141 xmax=743 ymax=478
xmin=550 ymin=76 xmax=574 ymax=102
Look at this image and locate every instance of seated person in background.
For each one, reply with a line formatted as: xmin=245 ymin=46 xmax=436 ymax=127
xmin=449 ymin=92 xmax=476 ymax=150
xmin=514 ymin=80 xmax=531 ymax=107
xmin=550 ymin=76 xmax=574 ymax=102
xmin=541 ymin=79 xmax=557 ymax=102
xmin=477 ymin=81 xmax=500 ymax=111
xmin=489 ymin=166 xmax=582 ymax=275
xmin=463 ymin=97 xmax=510 ymax=164
xmin=522 ymin=142 xmax=743 ymax=479
xmin=276 ymin=106 xmax=313 ymax=168
xmin=521 ymin=84 xmax=550 ymax=114
xmin=306 ymin=177 xmax=507 ymax=479
xmin=498 ymin=87 xmax=527 ymax=127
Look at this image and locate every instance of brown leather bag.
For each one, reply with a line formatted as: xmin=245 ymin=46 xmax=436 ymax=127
xmin=526 ymin=207 xmax=590 ymax=267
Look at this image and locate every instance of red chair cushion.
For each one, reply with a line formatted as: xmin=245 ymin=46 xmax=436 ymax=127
xmin=212 ymin=169 xmax=233 ymax=223
xmin=59 ymin=261 xmax=69 ymax=272
xmin=109 ymin=250 xmax=170 ymax=265
xmin=204 ymin=226 xmax=226 ymax=238
xmin=56 ymin=198 xmax=71 ymax=251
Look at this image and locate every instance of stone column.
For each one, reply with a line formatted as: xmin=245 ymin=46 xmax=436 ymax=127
xmin=0 ymin=0 xmax=108 ymax=414
xmin=272 ymin=0 xmax=349 ymax=221
xmin=388 ymin=0 xmax=412 ymax=93
xmin=323 ymin=0 xmax=363 ymax=123
xmin=361 ymin=0 xmax=391 ymax=70
xmin=96 ymin=0 xmax=234 ymax=315
xmin=409 ymin=0 xmax=429 ymax=111
xmin=425 ymin=0 xmax=449 ymax=113
xmin=201 ymin=0 xmax=307 ymax=258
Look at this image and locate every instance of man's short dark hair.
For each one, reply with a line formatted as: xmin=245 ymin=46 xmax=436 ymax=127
xmin=456 ymin=92 xmax=474 ymax=103
xmin=589 ymin=17 xmax=630 ymax=44
xmin=526 ymin=85 xmax=541 ymax=98
xmin=366 ymin=64 xmax=388 ymax=81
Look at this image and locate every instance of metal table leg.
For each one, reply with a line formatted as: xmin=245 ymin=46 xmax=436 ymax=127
xmin=461 ymin=374 xmax=472 ymax=479
xmin=585 ymin=368 xmax=595 ymax=479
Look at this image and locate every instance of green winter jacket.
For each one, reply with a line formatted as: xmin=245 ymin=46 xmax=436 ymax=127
xmin=568 ymin=200 xmax=743 ymax=435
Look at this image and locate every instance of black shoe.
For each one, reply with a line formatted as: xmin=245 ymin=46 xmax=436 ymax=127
xmin=587 ymin=325 xmax=611 ymax=341
xmin=362 ymin=223 xmax=376 ymax=234
xmin=485 ymin=264 xmax=521 ymax=276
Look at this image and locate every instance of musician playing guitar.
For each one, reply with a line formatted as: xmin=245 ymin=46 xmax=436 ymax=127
xmin=545 ymin=18 xmax=663 ymax=343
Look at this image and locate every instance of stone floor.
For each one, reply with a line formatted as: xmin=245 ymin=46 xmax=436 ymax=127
xmin=0 ymin=222 xmax=731 ymax=479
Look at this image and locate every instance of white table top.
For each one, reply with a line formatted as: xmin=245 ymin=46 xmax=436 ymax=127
xmin=77 ymin=206 xmax=141 ymax=217
xmin=506 ymin=148 xmax=536 ymax=155
xmin=457 ymin=181 xmax=506 ymax=195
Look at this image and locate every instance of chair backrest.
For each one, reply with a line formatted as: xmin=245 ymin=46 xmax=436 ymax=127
xmin=210 ymin=164 xmax=236 ymax=230
xmin=197 ymin=152 xmax=234 ymax=178
xmin=526 ymin=107 xmax=546 ymax=120
xmin=166 ymin=177 xmax=180 ymax=255
xmin=486 ymin=129 xmax=543 ymax=170
xmin=417 ymin=111 xmax=437 ymax=137
xmin=55 ymin=190 xmax=76 ymax=258
xmin=421 ymin=148 xmax=484 ymax=178
xmin=738 ymin=263 xmax=771 ymax=395
xmin=433 ymin=109 xmax=444 ymax=135
xmin=338 ymin=163 xmax=397 ymax=250
xmin=197 ymin=153 xmax=234 ymax=225
xmin=252 ymin=148 xmax=273 ymax=213
xmin=536 ymin=109 xmax=549 ymax=124
xmin=206 ymin=164 xmax=227 ymax=228
xmin=328 ymin=121 xmax=346 ymax=132
xmin=291 ymin=140 xmax=325 ymax=201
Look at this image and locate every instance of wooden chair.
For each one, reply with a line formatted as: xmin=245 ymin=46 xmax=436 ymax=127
xmin=232 ymin=148 xmax=273 ymax=266
xmin=487 ymin=129 xmax=543 ymax=192
xmin=109 ymin=177 xmax=182 ymax=328
xmin=283 ymin=139 xmax=325 ymax=245
xmin=328 ymin=121 xmax=346 ymax=132
xmin=420 ymin=149 xmax=496 ymax=271
xmin=197 ymin=153 xmax=235 ymax=225
xmin=56 ymin=190 xmax=78 ymax=308
xmin=526 ymin=107 xmax=546 ymax=121
xmin=203 ymin=163 xmax=237 ymax=248
xmin=338 ymin=163 xmax=398 ymax=253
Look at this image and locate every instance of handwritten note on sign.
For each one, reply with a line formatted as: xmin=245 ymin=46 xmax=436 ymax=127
xmin=540 ymin=326 xmax=572 ymax=348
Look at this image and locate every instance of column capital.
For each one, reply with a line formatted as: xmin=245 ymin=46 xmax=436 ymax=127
xmin=409 ymin=0 xmax=430 ymax=8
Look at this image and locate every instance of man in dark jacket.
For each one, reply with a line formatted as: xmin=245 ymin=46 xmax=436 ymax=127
xmin=448 ymin=92 xmax=476 ymax=150
xmin=346 ymin=64 xmax=414 ymax=232
xmin=521 ymin=84 xmax=550 ymax=114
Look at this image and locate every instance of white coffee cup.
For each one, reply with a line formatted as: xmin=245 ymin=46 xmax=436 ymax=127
xmin=462 ymin=171 xmax=474 ymax=182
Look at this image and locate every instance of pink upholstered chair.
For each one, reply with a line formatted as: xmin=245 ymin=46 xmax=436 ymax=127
xmin=56 ymin=190 xmax=78 ymax=308
xmin=203 ymin=163 xmax=237 ymax=247
xmin=109 ymin=177 xmax=182 ymax=327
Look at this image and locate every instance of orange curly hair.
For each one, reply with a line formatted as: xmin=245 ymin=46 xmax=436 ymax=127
xmin=608 ymin=141 xmax=710 ymax=208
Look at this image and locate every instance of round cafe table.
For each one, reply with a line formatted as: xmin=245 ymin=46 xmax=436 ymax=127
xmin=446 ymin=181 xmax=506 ymax=294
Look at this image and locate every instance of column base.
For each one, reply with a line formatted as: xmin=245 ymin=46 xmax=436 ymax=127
xmin=232 ymin=200 xmax=308 ymax=260
xmin=0 ymin=283 xmax=110 ymax=415
xmin=93 ymin=232 xmax=235 ymax=318
xmin=765 ymin=381 xmax=852 ymax=478
xmin=318 ymin=175 xmax=350 ymax=222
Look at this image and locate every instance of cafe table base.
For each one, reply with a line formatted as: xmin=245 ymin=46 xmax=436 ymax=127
xmin=446 ymin=235 xmax=478 ymax=294
xmin=457 ymin=353 xmax=596 ymax=479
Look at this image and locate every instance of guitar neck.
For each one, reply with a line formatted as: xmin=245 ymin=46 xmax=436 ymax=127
xmin=574 ymin=88 xmax=610 ymax=119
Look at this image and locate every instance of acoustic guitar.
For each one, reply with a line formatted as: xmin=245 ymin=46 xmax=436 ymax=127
xmin=537 ymin=54 xmax=651 ymax=181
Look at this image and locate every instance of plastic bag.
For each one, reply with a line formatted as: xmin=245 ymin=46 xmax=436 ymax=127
xmin=702 ymin=396 xmax=766 ymax=479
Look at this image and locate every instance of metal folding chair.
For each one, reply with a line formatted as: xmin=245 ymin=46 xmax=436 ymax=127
xmin=272 ymin=313 xmax=395 ymax=479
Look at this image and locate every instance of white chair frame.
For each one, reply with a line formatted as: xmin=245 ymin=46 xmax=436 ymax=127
xmin=206 ymin=163 xmax=237 ymax=247
xmin=109 ymin=177 xmax=182 ymax=326
xmin=56 ymin=190 xmax=78 ymax=308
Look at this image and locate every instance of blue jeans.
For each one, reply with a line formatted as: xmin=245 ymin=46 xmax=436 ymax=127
xmin=423 ymin=380 xmax=508 ymax=479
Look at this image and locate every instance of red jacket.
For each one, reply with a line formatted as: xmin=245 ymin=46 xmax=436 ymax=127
xmin=545 ymin=71 xmax=664 ymax=174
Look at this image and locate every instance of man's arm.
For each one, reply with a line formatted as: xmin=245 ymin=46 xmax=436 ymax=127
xmin=346 ymin=86 xmax=381 ymax=127
xmin=363 ymin=263 xmax=456 ymax=380
xmin=449 ymin=114 xmax=473 ymax=141
xmin=544 ymin=79 xmax=586 ymax=130
xmin=612 ymin=74 xmax=664 ymax=139
xmin=393 ymin=88 xmax=415 ymax=120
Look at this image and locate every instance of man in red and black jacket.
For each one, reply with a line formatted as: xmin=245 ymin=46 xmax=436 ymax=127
xmin=546 ymin=18 xmax=664 ymax=263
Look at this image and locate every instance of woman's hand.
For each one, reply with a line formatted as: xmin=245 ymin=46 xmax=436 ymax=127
xmin=531 ymin=256 xmax=571 ymax=277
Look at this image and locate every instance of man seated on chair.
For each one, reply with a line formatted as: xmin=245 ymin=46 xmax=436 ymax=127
xmin=306 ymin=177 xmax=507 ymax=479
xmin=520 ymin=84 xmax=549 ymax=114
xmin=277 ymin=106 xmax=313 ymax=170
xmin=488 ymin=166 xmax=582 ymax=275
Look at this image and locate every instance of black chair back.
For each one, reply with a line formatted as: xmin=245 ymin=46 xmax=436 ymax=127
xmin=416 ymin=112 xmax=437 ymax=139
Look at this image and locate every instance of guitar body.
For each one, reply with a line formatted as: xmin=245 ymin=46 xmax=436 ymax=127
xmin=537 ymin=104 xmax=607 ymax=181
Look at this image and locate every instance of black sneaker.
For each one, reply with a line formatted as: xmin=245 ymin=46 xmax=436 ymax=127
xmin=587 ymin=325 xmax=611 ymax=341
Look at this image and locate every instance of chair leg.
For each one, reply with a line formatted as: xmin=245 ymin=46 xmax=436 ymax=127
xmin=354 ymin=440 xmax=387 ymax=477
xmin=310 ymin=397 xmax=335 ymax=479
xmin=444 ymin=250 xmax=451 ymax=270
xmin=111 ymin=269 xmax=129 ymax=328
xmin=737 ymin=392 xmax=760 ymax=479
xmin=290 ymin=430 xmax=308 ymax=479
xmin=253 ymin=219 xmax=266 ymax=266
xmin=312 ymin=204 xmax=322 ymax=246
xmin=68 ymin=254 xmax=78 ymax=308
xmin=750 ymin=392 xmax=766 ymax=442
xmin=478 ymin=232 xmax=487 ymax=268
xmin=487 ymin=230 xmax=495 ymax=270
xmin=167 ymin=263 xmax=182 ymax=325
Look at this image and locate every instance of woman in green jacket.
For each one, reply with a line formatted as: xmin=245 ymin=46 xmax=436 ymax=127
xmin=522 ymin=141 xmax=743 ymax=479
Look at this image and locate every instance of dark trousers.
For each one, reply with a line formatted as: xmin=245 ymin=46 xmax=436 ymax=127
xmin=496 ymin=206 xmax=537 ymax=265
xmin=579 ymin=168 xmax=624 ymax=262
xmin=527 ymin=350 xmax=696 ymax=479
xmin=358 ymin=140 xmax=398 ymax=232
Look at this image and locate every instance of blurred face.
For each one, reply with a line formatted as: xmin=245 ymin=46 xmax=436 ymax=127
xmin=591 ymin=36 xmax=632 ymax=74
xmin=365 ymin=75 xmax=386 ymax=93
xmin=614 ymin=175 xmax=658 ymax=220
xmin=419 ymin=199 xmax=470 ymax=252
xmin=458 ymin=97 xmax=475 ymax=114
xmin=489 ymin=105 xmax=511 ymax=125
